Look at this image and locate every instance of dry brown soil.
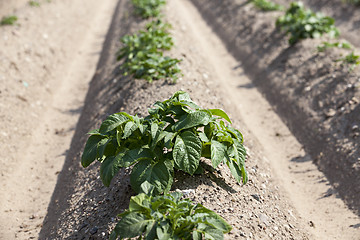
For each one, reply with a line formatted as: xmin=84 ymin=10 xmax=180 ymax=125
xmin=1 ymin=0 xmax=360 ymax=240
xmin=0 ymin=0 xmax=119 ymax=239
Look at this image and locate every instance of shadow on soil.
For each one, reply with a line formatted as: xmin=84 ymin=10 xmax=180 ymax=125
xmin=38 ymin=0 xmax=134 ymax=238
xmin=190 ymin=0 xmax=360 ymax=216
xmin=39 ymin=1 xmax=237 ymax=238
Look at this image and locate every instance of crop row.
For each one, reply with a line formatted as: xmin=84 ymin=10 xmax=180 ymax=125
xmin=81 ymin=0 xmax=248 ymax=239
xmin=250 ymin=0 xmax=360 ymax=70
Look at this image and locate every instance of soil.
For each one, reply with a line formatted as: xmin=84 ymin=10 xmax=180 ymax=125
xmin=0 ymin=0 xmax=119 ymax=239
xmin=189 ymin=0 xmax=360 ymax=217
xmin=1 ymin=0 xmax=360 ymax=240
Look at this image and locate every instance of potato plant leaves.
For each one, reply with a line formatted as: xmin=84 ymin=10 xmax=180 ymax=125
xmin=81 ymin=135 xmax=107 ymax=167
xmin=81 ymin=91 xmax=247 ymax=194
xmin=130 ymin=158 xmax=172 ymax=195
xmin=276 ymin=2 xmax=339 ymax=45
xmin=111 ymin=212 xmax=155 ymax=239
xmin=99 ymin=113 xmax=129 ymax=134
xmin=117 ymin=19 xmax=181 ymax=83
xmin=131 ymin=0 xmax=166 ymax=19
xmin=173 ymin=130 xmax=202 ymax=175
xmin=210 ymin=140 xmax=226 ymax=169
xmin=110 ymin=189 xmax=232 ymax=240
xmin=173 ymin=110 xmax=211 ymax=131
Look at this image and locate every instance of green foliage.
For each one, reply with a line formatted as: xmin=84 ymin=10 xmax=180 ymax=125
xmin=345 ymin=0 xmax=360 ymax=5
xmin=131 ymin=0 xmax=166 ymax=18
xmin=81 ymin=91 xmax=247 ymax=195
xmin=250 ymin=0 xmax=284 ymax=11
xmin=317 ymin=41 xmax=359 ymax=71
xmin=29 ymin=0 xmax=40 ymax=7
xmin=0 ymin=15 xmax=18 ymax=25
xmin=118 ymin=20 xmax=181 ymax=83
xmin=337 ymin=52 xmax=360 ymax=71
xmin=317 ymin=41 xmax=352 ymax=52
xmin=276 ymin=2 xmax=339 ymax=45
xmin=109 ymin=182 xmax=232 ymax=240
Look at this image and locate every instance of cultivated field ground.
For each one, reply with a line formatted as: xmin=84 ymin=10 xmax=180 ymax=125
xmin=0 ymin=0 xmax=359 ymax=239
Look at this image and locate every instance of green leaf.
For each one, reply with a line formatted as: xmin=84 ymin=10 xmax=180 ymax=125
xmin=99 ymin=113 xmax=129 ymax=134
xmin=171 ymin=91 xmax=191 ymax=101
xmin=112 ymin=212 xmax=154 ymax=238
xmin=210 ymin=140 xmax=226 ymax=168
xmin=120 ymin=148 xmax=153 ymax=168
xmin=203 ymin=227 xmax=224 ymax=240
xmin=195 ymin=208 xmax=232 ymax=233
xmin=100 ymin=155 xmax=122 ymax=187
xmin=131 ymin=158 xmax=173 ymax=194
xmin=81 ymin=135 xmax=106 ymax=167
xmin=87 ymin=129 xmax=101 ymax=135
xmin=241 ymin=164 xmax=248 ymax=184
xmin=201 ymin=142 xmax=211 ymax=159
xmin=145 ymin=221 xmax=157 ymax=240
xmin=174 ymin=100 xmax=200 ymax=110
xmin=150 ymin=122 xmax=167 ymax=149
xmin=173 ymin=131 xmax=202 ymax=175
xmin=99 ymin=147 xmax=151 ymax=187
xmin=96 ymin=137 xmax=111 ymax=161
xmin=216 ymin=132 xmax=234 ymax=144
xmin=198 ymin=132 xmax=209 ymax=142
xmin=151 ymin=122 xmax=159 ymax=140
xmin=156 ymin=224 xmax=172 ymax=240
xmin=226 ymin=157 xmax=243 ymax=184
xmin=208 ymin=109 xmax=232 ymax=124
xmin=140 ymin=181 xmax=155 ymax=196
xmin=226 ymin=126 xmax=244 ymax=143
xmin=123 ymin=121 xmax=137 ymax=139
xmin=192 ymin=231 xmax=202 ymax=240
xmin=164 ymin=131 xmax=175 ymax=148
xmin=129 ymin=193 xmax=151 ymax=212
xmin=204 ymin=122 xmax=215 ymax=140
xmin=173 ymin=110 xmax=211 ymax=131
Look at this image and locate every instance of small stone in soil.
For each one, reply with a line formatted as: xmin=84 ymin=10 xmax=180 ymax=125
xmin=251 ymin=194 xmax=261 ymax=202
xmin=352 ymin=125 xmax=359 ymax=131
xmin=324 ymin=109 xmax=336 ymax=117
xmin=259 ymin=213 xmax=269 ymax=226
xmin=79 ymin=222 xmax=88 ymax=231
xmin=309 ymin=221 xmax=315 ymax=228
xmin=90 ymin=226 xmax=98 ymax=235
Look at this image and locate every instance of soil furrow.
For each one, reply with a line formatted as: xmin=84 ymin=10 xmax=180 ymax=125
xmin=38 ymin=0 xmax=359 ymax=239
xmin=190 ymin=0 xmax=360 ymax=218
xmin=169 ymin=0 xmax=359 ymax=239
xmin=0 ymin=0 xmax=118 ymax=239
xmin=2 ymin=0 xmax=359 ymax=239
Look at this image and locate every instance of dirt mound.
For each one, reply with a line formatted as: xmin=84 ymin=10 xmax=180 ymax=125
xmin=1 ymin=0 xmax=355 ymax=239
xmin=0 ymin=0 xmax=118 ymax=239
xmin=39 ymin=1 xmax=313 ymax=239
xmin=190 ymin=0 xmax=360 ymax=215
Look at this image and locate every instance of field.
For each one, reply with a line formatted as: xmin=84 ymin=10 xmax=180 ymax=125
xmin=0 ymin=0 xmax=359 ymax=239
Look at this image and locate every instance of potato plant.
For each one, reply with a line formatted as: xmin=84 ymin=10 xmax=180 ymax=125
xmin=81 ymin=91 xmax=248 ymax=195
xmin=132 ymin=0 xmax=166 ymax=19
xmin=317 ymin=41 xmax=352 ymax=52
xmin=250 ymin=0 xmax=284 ymax=11
xmin=276 ymin=2 xmax=339 ymax=45
xmin=337 ymin=52 xmax=360 ymax=71
xmin=29 ymin=0 xmax=40 ymax=7
xmin=0 ymin=15 xmax=18 ymax=26
xmin=316 ymin=41 xmax=359 ymax=71
xmin=345 ymin=0 xmax=360 ymax=5
xmin=110 ymin=182 xmax=232 ymax=240
xmin=117 ymin=20 xmax=181 ymax=83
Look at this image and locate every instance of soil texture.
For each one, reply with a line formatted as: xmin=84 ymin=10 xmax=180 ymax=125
xmin=1 ymin=0 xmax=360 ymax=240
